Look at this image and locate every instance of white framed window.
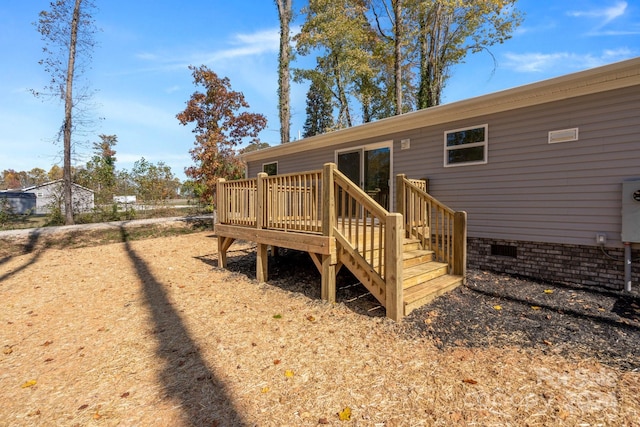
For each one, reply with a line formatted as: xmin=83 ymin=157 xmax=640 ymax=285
xmin=444 ymin=124 xmax=488 ymax=167
xmin=262 ymin=161 xmax=278 ymax=176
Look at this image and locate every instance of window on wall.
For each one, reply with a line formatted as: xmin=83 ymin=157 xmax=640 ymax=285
xmin=262 ymin=162 xmax=278 ymax=176
xmin=444 ymin=124 xmax=488 ymax=167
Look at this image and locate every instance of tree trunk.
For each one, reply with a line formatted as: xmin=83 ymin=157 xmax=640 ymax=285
xmin=275 ymin=0 xmax=292 ymax=143
xmin=393 ymin=0 xmax=402 ymax=115
xmin=418 ymin=1 xmax=446 ymax=109
xmin=63 ymin=0 xmax=82 ymax=225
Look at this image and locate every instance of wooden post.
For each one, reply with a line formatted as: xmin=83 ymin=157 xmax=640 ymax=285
xmin=321 ymin=163 xmax=337 ymax=302
xmin=217 ymin=236 xmax=227 ymax=268
xmin=216 ymin=178 xmax=226 ymax=224
xmin=396 ymin=174 xmax=408 ymax=240
xmin=453 ymin=211 xmax=467 ymax=281
xmin=256 ymin=172 xmax=267 ymax=229
xmin=395 ymin=174 xmax=405 ymax=217
xmin=385 ymin=213 xmax=404 ymax=321
xmin=256 ymin=172 xmax=268 ymax=283
xmin=321 ymin=254 xmax=336 ymax=303
xmin=257 ymin=243 xmax=268 ymax=283
xmin=216 ymin=178 xmax=226 ymax=268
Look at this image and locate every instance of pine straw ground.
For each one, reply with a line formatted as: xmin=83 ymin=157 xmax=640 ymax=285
xmin=1 ymin=228 xmax=639 ymax=426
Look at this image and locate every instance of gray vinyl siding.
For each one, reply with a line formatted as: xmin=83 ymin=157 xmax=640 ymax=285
xmin=248 ymin=136 xmax=392 ymax=177
xmin=247 ymin=85 xmax=640 ymax=248
xmin=397 ymin=86 xmax=640 ymax=248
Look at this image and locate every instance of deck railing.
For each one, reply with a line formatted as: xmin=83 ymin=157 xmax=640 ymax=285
xmin=263 ymin=171 xmax=322 ymax=233
xmin=217 ymin=177 xmax=257 ymax=226
xmin=407 ymin=178 xmax=427 ymax=192
xmin=216 ymin=165 xmax=465 ymax=321
xmin=396 ymin=174 xmax=467 ymax=277
xmin=332 ymin=168 xmax=389 ymax=279
xmin=217 ymin=164 xmax=404 ymax=320
xmin=325 ymin=163 xmax=403 ymax=320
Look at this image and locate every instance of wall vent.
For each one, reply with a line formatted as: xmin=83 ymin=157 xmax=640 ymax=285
xmin=548 ymin=128 xmax=579 ymax=144
xmin=491 ymin=244 xmax=518 ymax=258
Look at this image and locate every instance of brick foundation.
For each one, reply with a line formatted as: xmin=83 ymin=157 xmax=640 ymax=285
xmin=467 ymin=237 xmax=640 ymax=290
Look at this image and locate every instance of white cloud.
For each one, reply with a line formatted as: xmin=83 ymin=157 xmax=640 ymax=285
xmin=503 ymin=49 xmax=634 ymax=73
xmin=513 ymin=21 xmax=557 ymax=37
xmin=132 ymin=28 xmax=280 ymax=73
xmin=567 ymin=1 xmax=626 ymax=21
xmin=117 ymin=152 xmax=190 ymax=164
xmin=98 ymin=97 xmax=178 ymax=131
xmin=135 ymin=52 xmax=160 ymax=61
xmin=567 ymin=1 xmax=627 ymax=29
xmin=190 ymin=29 xmax=279 ymax=66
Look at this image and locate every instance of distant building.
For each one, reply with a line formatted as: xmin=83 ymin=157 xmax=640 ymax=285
xmin=113 ymin=195 xmax=137 ymax=204
xmin=22 ymin=180 xmax=95 ymax=214
xmin=0 ymin=192 xmax=36 ymax=214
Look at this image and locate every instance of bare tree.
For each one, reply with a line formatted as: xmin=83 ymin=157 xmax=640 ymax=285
xmin=275 ymin=0 xmax=293 ymax=144
xmin=34 ymin=0 xmax=97 ymax=225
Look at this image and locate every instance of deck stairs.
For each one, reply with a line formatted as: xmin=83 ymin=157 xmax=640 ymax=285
xmin=401 ymin=238 xmax=464 ymax=316
xmin=338 ymin=233 xmax=464 ymax=316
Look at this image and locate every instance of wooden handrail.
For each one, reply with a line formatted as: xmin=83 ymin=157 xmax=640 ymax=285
xmin=396 ymin=174 xmax=466 ymax=277
xmin=332 ymin=168 xmax=387 ymax=278
xmin=331 ymin=165 xmax=403 ymax=320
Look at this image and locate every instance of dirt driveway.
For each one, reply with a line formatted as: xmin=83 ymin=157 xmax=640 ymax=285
xmin=1 ymin=230 xmax=639 ymax=426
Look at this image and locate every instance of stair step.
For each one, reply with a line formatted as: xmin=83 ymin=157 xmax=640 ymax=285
xmin=403 ymin=274 xmax=464 ymax=316
xmin=403 ymin=238 xmax=422 ymax=252
xmin=367 ymin=249 xmax=434 ymax=270
xmin=403 ymin=249 xmax=434 ymax=268
xmin=403 ymin=261 xmax=449 ymax=288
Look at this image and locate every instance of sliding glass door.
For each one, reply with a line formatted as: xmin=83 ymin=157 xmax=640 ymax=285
xmin=336 ymin=142 xmax=391 ymax=210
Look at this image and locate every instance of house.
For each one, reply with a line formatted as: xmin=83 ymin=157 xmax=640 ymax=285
xmin=22 ymin=180 xmax=95 ymax=214
xmin=0 ymin=192 xmax=36 ymax=214
xmin=239 ymin=57 xmax=640 ymax=293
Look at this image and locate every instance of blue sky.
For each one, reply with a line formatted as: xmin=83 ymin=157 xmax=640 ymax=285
xmin=0 ymin=1 xmax=638 ymax=182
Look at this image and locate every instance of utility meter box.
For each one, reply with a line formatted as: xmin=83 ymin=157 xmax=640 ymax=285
xmin=621 ymin=179 xmax=640 ymax=243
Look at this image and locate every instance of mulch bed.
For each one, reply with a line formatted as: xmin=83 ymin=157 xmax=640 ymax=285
xmin=227 ymin=246 xmax=640 ymax=372
xmin=405 ymin=270 xmax=640 ymax=372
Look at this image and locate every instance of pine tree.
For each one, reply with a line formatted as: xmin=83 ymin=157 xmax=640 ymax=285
xmin=302 ymin=78 xmax=334 ymax=138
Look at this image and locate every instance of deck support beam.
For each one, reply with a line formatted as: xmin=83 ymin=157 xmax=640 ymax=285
xmin=257 ymin=243 xmax=268 ymax=283
xmin=217 ymin=236 xmax=236 ymax=268
xmin=321 ymin=255 xmax=336 ymax=302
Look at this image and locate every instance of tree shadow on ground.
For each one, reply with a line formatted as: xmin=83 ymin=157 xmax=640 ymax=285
xmin=0 ymin=231 xmax=45 ymax=284
xmin=120 ymin=227 xmax=246 ymax=426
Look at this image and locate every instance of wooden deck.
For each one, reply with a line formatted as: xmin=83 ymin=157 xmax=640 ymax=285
xmin=215 ymin=163 xmax=466 ymax=321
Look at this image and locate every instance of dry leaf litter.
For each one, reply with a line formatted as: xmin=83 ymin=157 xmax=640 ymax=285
xmin=1 ymin=230 xmax=639 ymax=426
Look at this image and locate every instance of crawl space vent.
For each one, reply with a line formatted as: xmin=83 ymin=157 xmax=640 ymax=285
xmin=491 ymin=244 xmax=518 ymax=258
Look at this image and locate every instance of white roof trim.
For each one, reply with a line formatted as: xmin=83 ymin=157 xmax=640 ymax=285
xmin=22 ymin=180 xmax=95 ymax=193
